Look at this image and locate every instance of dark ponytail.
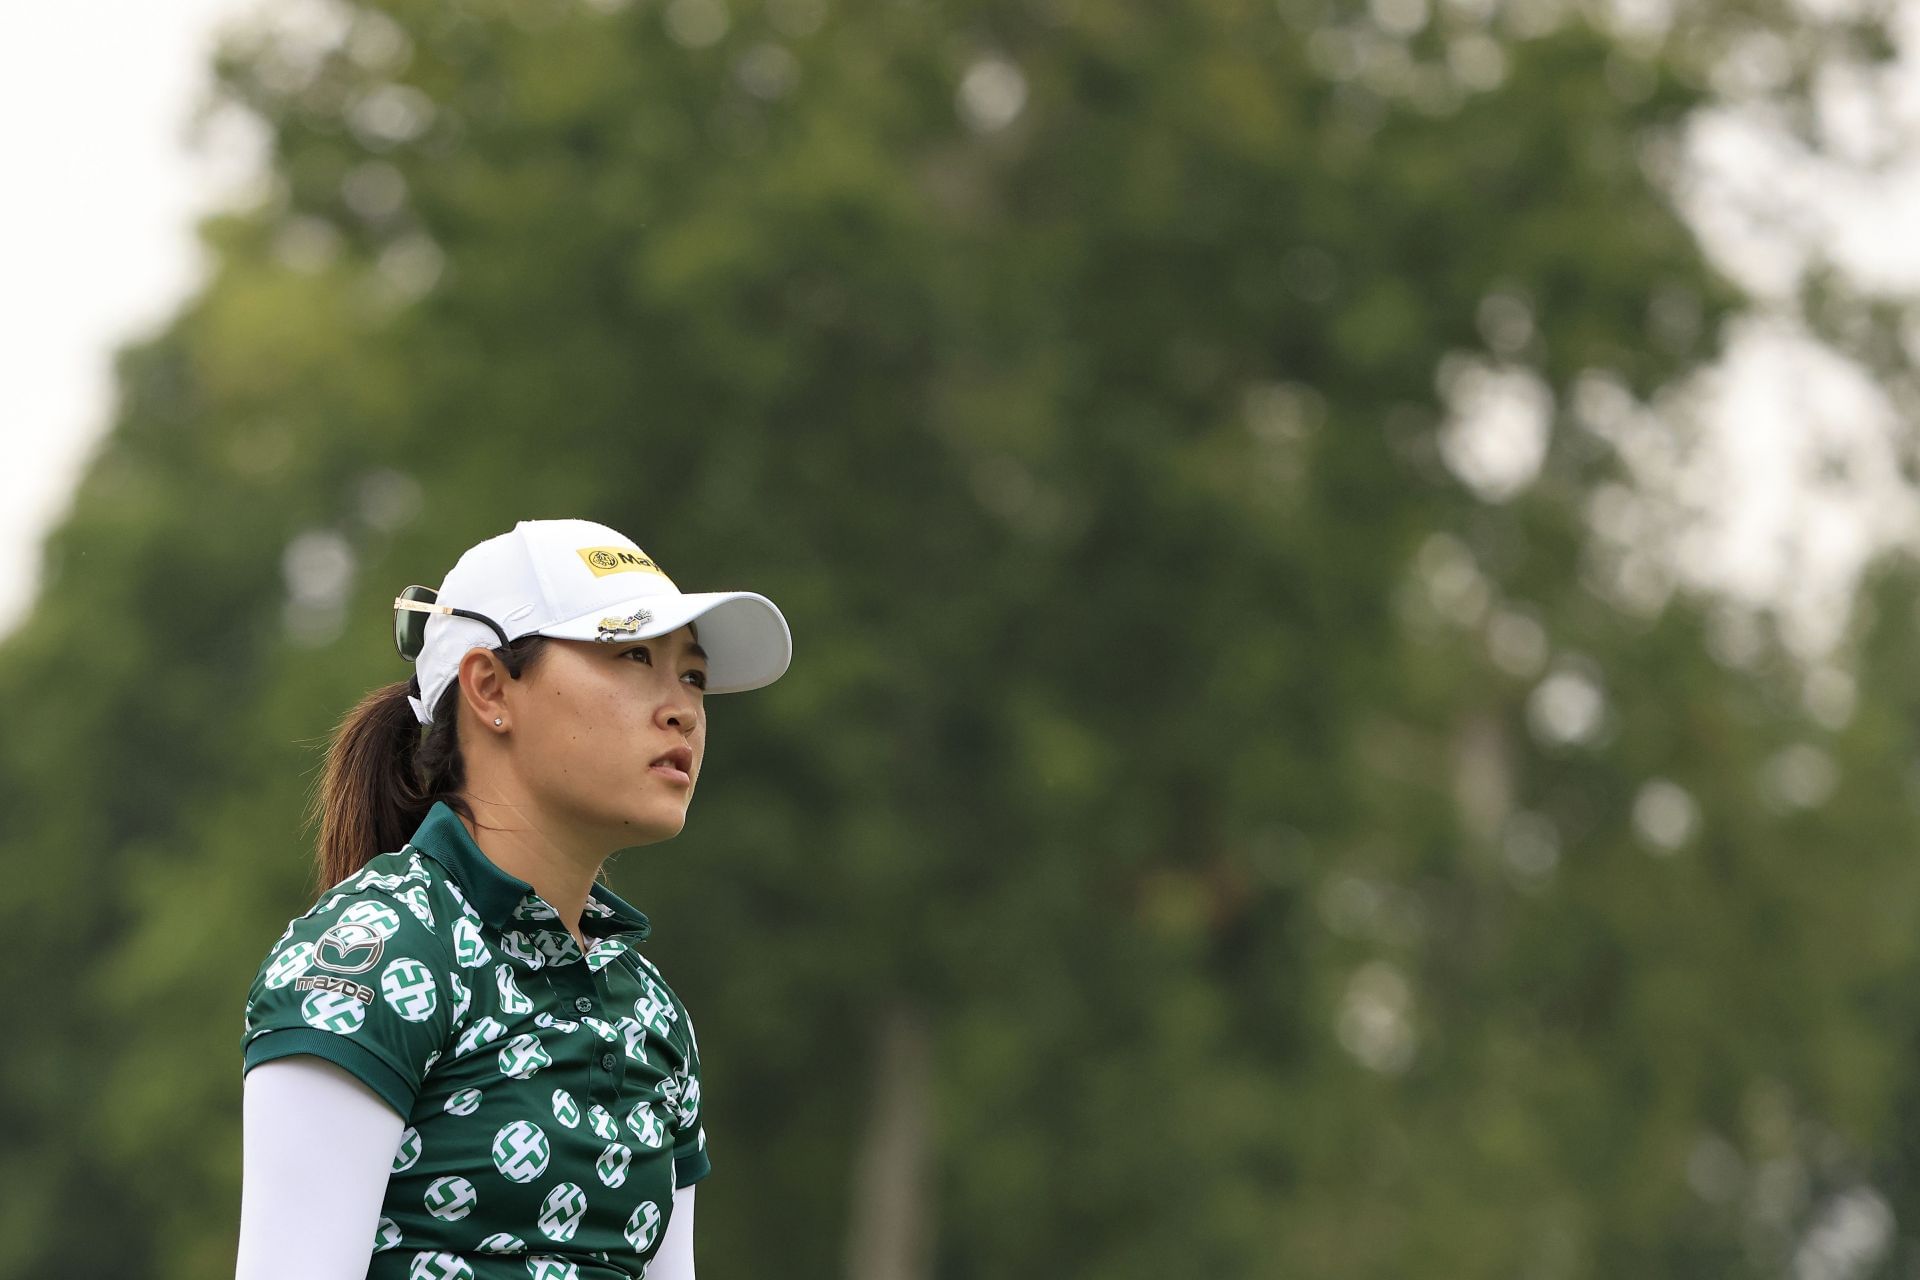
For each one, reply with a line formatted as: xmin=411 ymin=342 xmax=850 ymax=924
xmin=306 ymin=634 xmax=552 ymax=895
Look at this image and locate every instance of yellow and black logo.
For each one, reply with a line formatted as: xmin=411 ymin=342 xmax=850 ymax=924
xmin=595 ymin=611 xmax=654 ymax=641
xmin=576 ymin=545 xmax=674 ymax=583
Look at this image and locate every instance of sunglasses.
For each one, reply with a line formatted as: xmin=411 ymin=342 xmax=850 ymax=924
xmin=392 ymin=585 xmax=513 ymax=661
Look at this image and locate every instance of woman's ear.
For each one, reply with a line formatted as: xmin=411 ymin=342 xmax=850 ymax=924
xmin=456 ymin=648 xmax=513 ymax=731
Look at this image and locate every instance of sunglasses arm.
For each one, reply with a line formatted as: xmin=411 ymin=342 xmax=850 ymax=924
xmin=393 ymin=595 xmax=513 ymax=652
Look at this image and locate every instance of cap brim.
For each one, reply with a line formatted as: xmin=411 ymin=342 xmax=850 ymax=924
xmin=539 ymin=590 xmax=792 ymax=694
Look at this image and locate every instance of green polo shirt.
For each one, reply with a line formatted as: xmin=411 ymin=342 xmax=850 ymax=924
xmin=242 ymin=800 xmax=709 ymax=1279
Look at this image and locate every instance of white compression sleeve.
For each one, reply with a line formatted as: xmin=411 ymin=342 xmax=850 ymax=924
xmin=648 ymin=1184 xmax=698 ymax=1280
xmin=236 ymin=1055 xmax=404 ymax=1280
xmin=237 ymin=1055 xmax=699 ymax=1278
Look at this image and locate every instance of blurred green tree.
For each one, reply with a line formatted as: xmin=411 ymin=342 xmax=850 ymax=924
xmin=0 ymin=0 xmax=1912 ymax=1277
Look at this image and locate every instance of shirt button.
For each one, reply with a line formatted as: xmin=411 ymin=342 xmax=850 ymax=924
xmin=601 ymin=1053 xmax=617 ymax=1071
xmin=575 ymin=997 xmax=593 ymax=1013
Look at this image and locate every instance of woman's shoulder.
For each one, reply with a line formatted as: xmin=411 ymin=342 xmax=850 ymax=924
xmin=320 ymin=843 xmax=488 ymax=925
xmin=242 ymin=846 xmax=465 ymax=1118
xmin=253 ymin=847 xmax=462 ymax=978
xmin=314 ymin=845 xmax=441 ymax=912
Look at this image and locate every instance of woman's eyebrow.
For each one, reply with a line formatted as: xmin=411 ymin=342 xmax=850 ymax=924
xmin=662 ymin=635 xmax=709 ymax=663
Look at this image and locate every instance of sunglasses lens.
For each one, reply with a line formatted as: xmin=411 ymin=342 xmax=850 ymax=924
xmin=394 ymin=585 xmax=436 ymax=661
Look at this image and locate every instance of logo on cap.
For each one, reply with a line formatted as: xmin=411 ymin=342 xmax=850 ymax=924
xmin=594 ymin=610 xmax=653 ymax=642
xmin=577 ymin=546 xmax=672 ymax=582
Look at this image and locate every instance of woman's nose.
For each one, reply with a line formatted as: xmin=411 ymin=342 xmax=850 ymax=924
xmin=659 ymin=690 xmax=699 ymax=731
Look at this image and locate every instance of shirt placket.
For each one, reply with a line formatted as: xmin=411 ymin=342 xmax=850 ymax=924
xmin=535 ymin=925 xmax=627 ymax=1100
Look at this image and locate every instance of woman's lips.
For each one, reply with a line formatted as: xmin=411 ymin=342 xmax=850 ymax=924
xmin=649 ymin=744 xmax=693 ymax=784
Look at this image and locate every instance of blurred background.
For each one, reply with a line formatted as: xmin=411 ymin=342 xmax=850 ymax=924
xmin=8 ymin=0 xmax=1920 ymax=1275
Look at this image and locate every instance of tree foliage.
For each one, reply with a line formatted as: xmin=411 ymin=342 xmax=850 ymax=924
xmin=2 ymin=0 xmax=1915 ymax=1276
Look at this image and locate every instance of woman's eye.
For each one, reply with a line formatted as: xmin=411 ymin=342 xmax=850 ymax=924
xmin=627 ymin=647 xmax=707 ymax=689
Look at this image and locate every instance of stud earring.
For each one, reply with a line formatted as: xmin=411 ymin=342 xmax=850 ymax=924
xmin=494 ymin=717 xmax=503 ymax=726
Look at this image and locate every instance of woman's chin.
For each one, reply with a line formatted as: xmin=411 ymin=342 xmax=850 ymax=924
xmin=615 ymin=805 xmax=688 ymax=844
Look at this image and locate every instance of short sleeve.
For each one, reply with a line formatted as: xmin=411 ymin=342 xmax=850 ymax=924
xmin=242 ymin=883 xmax=454 ymax=1121
xmin=668 ymin=995 xmax=710 ymax=1188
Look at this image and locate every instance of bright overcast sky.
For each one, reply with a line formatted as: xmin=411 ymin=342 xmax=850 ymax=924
xmin=0 ymin=0 xmax=263 ymax=636
xmin=3 ymin=1 xmax=1918 ymax=656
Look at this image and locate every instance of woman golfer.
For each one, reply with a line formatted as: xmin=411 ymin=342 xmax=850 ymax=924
xmin=235 ymin=518 xmax=791 ymax=1279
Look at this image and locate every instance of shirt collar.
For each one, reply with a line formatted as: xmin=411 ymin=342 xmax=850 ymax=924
xmin=408 ymin=799 xmax=652 ymax=941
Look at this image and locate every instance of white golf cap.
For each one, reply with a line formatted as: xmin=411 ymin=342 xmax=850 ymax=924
xmin=404 ymin=518 xmax=791 ymax=724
